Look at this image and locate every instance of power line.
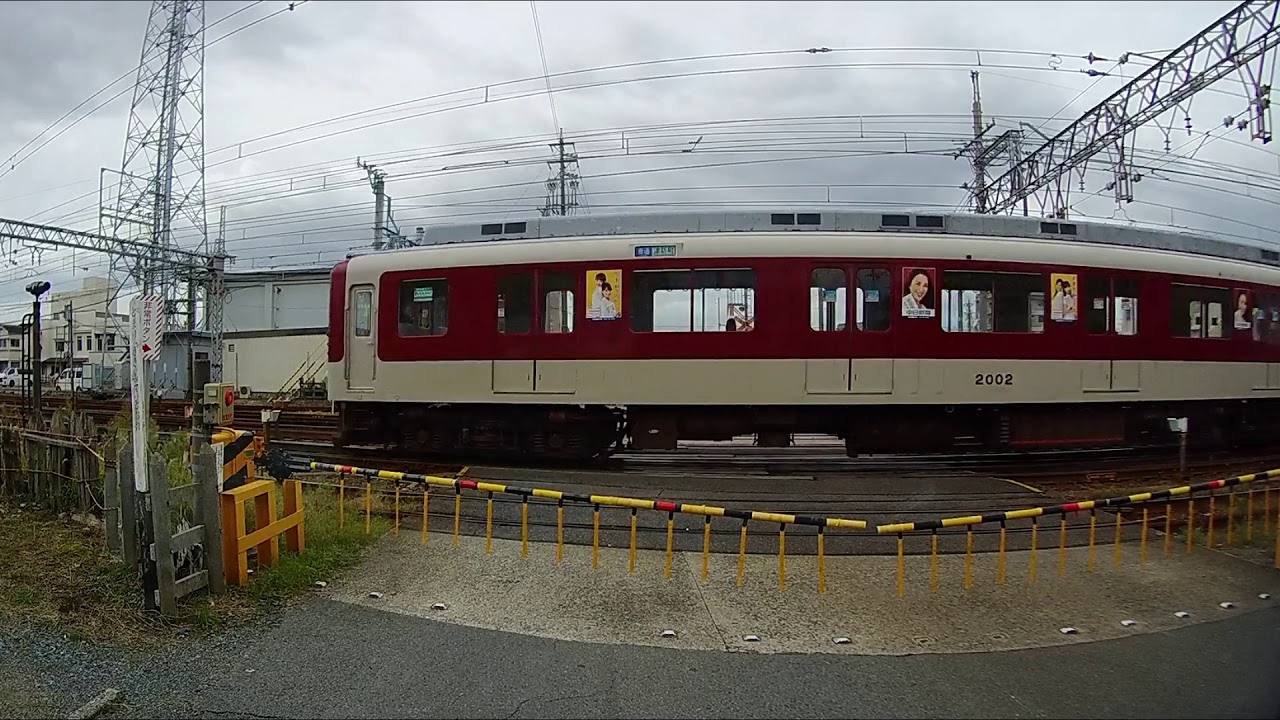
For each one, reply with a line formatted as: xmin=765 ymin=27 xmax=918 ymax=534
xmin=0 ymin=0 xmax=267 ymax=179
xmin=528 ymin=0 xmax=559 ymax=133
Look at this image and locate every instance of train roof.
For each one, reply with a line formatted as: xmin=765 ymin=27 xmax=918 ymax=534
xmin=344 ymin=209 xmax=1280 ymax=286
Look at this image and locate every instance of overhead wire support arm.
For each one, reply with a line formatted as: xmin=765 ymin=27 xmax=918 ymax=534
xmin=983 ymin=0 xmax=1280 ymax=217
xmin=0 ymin=216 xmax=214 ymax=270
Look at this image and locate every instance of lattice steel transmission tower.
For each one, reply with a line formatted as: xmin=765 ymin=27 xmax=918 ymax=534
xmin=99 ymin=0 xmax=222 ymax=383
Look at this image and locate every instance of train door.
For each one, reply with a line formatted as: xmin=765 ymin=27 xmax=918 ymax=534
xmin=346 ymin=284 xmax=376 ymax=390
xmin=1082 ymin=276 xmax=1142 ymax=393
xmin=850 ymin=267 xmax=894 ymax=394
xmin=805 ymin=265 xmax=854 ymax=394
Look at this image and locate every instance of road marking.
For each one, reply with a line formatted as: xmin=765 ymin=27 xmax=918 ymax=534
xmin=1000 ymin=477 xmax=1043 ymax=494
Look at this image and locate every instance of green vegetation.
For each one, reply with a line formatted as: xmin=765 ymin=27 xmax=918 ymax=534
xmin=0 ymin=482 xmax=390 ymax=647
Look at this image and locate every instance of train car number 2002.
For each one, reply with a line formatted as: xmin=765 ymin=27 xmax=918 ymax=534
xmin=974 ymin=373 xmax=1013 ymax=386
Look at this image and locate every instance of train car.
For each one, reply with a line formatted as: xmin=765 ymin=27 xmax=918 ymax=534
xmin=327 ymin=210 xmax=1280 ymax=460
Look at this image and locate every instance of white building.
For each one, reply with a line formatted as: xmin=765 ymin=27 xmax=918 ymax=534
xmin=0 ymin=277 xmax=130 ymax=387
xmin=223 ymin=267 xmax=330 ymax=398
xmin=0 ymin=323 xmax=22 ymax=372
xmin=43 ymin=276 xmax=129 ymax=383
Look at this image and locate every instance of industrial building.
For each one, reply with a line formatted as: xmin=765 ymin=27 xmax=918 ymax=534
xmin=223 ymin=266 xmax=330 ymax=399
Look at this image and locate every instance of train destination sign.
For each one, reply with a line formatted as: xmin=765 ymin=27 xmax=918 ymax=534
xmin=633 ymin=244 xmax=680 ymax=258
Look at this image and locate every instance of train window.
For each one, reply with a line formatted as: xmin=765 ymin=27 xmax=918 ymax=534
xmin=694 ymin=269 xmax=756 ymax=331
xmin=1261 ymin=292 xmax=1280 ymax=345
xmin=630 ymin=269 xmax=756 ymax=332
xmin=398 ymin=279 xmax=449 ymax=337
xmin=1085 ymin=276 xmax=1110 ymax=334
xmin=631 ymin=270 xmax=691 ymax=332
xmin=541 ymin=272 xmax=575 ymax=334
xmin=1171 ymin=284 xmax=1229 ymax=338
xmin=856 ymin=269 xmax=891 ymax=331
xmin=1114 ymin=279 xmax=1139 ymax=336
xmin=353 ymin=289 xmax=372 ymax=338
xmin=941 ymin=271 xmax=1045 ymax=333
xmin=810 ymin=268 xmax=847 ymax=332
xmin=497 ymin=274 xmax=533 ymax=334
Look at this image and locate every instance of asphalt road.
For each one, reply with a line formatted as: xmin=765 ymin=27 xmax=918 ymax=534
xmin=7 ymin=598 xmax=1279 ymax=719
xmin=168 ymin=599 xmax=1280 ymax=719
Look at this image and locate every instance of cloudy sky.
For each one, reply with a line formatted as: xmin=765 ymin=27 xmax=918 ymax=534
xmin=0 ymin=0 xmax=1276 ymax=326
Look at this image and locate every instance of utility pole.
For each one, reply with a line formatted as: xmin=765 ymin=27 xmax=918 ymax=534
xmin=359 ymin=158 xmax=388 ymax=250
xmin=65 ymin=302 xmax=74 ymax=404
xmin=540 ymin=130 xmax=581 ymax=217
xmin=969 ymin=71 xmax=988 ymax=214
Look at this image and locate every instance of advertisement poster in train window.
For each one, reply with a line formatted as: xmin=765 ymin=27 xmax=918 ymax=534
xmin=1049 ymin=273 xmax=1078 ymax=322
xmin=900 ymin=267 xmax=935 ymax=319
xmin=586 ymin=269 xmax=622 ymax=321
xmin=1234 ymin=288 xmax=1255 ymax=333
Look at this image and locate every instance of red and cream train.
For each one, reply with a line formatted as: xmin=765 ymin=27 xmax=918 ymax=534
xmin=326 ymin=210 xmax=1280 ymax=459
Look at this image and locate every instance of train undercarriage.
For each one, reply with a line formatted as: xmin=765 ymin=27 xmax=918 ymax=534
xmin=333 ymin=398 xmax=1280 ymax=461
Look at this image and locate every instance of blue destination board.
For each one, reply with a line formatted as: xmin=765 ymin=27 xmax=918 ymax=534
xmin=633 ymin=244 xmax=680 ymax=258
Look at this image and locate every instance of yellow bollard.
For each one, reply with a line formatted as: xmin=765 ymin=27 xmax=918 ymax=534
xmin=591 ymin=505 xmax=600 ymax=570
xmin=1186 ymin=495 xmax=1196 ymax=554
xmin=896 ymin=533 xmax=905 ymax=598
xmin=1058 ymin=515 xmax=1068 ymax=578
xmin=737 ymin=520 xmax=748 ymax=587
xmin=628 ymin=509 xmax=638 ymax=574
xmin=701 ymin=516 xmax=711 ymax=583
xmin=1265 ymin=486 xmax=1272 ymax=535
xmin=555 ymin=501 xmax=564 ymax=565
xmin=664 ymin=512 xmax=674 ymax=580
xmin=421 ymin=488 xmax=429 ymax=545
xmin=485 ymin=492 xmax=494 ymax=555
xmin=452 ymin=488 xmax=461 ymax=548
xmin=817 ymin=527 xmax=827 ymax=595
xmin=1164 ymin=501 xmax=1173 ymax=557
xmin=1087 ymin=510 xmax=1097 ymax=572
xmin=1207 ymin=494 xmax=1217 ymax=548
xmin=930 ymin=530 xmax=939 ymax=592
xmin=1029 ymin=518 xmax=1039 ymax=584
xmin=338 ymin=477 xmax=345 ymax=529
xmin=1140 ymin=506 xmax=1149 ymax=564
xmin=520 ymin=500 xmax=529 ymax=559
xmin=364 ymin=482 xmax=371 ymax=536
xmin=963 ymin=529 xmax=974 ymax=589
xmin=1226 ymin=492 xmax=1236 ymax=545
xmin=394 ymin=485 xmax=401 ymax=537
xmin=1112 ymin=510 xmax=1123 ymax=567
xmin=1246 ymin=489 xmax=1254 ymax=543
xmin=996 ymin=523 xmax=1007 ymax=586
xmin=1275 ymin=497 xmax=1280 ymax=570
xmin=777 ymin=524 xmax=787 ymax=591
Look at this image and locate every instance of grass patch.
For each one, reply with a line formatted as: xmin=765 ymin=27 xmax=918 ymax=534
xmin=0 ymin=482 xmax=390 ymax=647
xmin=241 ymin=485 xmax=391 ymax=607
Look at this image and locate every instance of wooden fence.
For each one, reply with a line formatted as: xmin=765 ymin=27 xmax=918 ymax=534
xmin=104 ymin=441 xmax=226 ymax=615
xmin=0 ymin=411 xmax=102 ymax=513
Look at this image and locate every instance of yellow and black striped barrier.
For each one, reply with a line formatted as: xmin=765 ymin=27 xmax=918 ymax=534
xmin=211 ymin=428 xmax=256 ymax=491
xmin=295 ymin=460 xmax=1280 ymax=596
xmin=305 ymin=460 xmax=865 ymax=591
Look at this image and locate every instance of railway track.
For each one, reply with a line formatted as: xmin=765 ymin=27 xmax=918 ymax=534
xmin=9 ymin=393 xmax=1279 ymax=495
xmin=269 ymin=437 xmax=1280 ymax=494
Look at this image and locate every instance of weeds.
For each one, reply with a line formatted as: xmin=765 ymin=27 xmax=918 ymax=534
xmin=0 ymin=483 xmax=389 ymax=647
